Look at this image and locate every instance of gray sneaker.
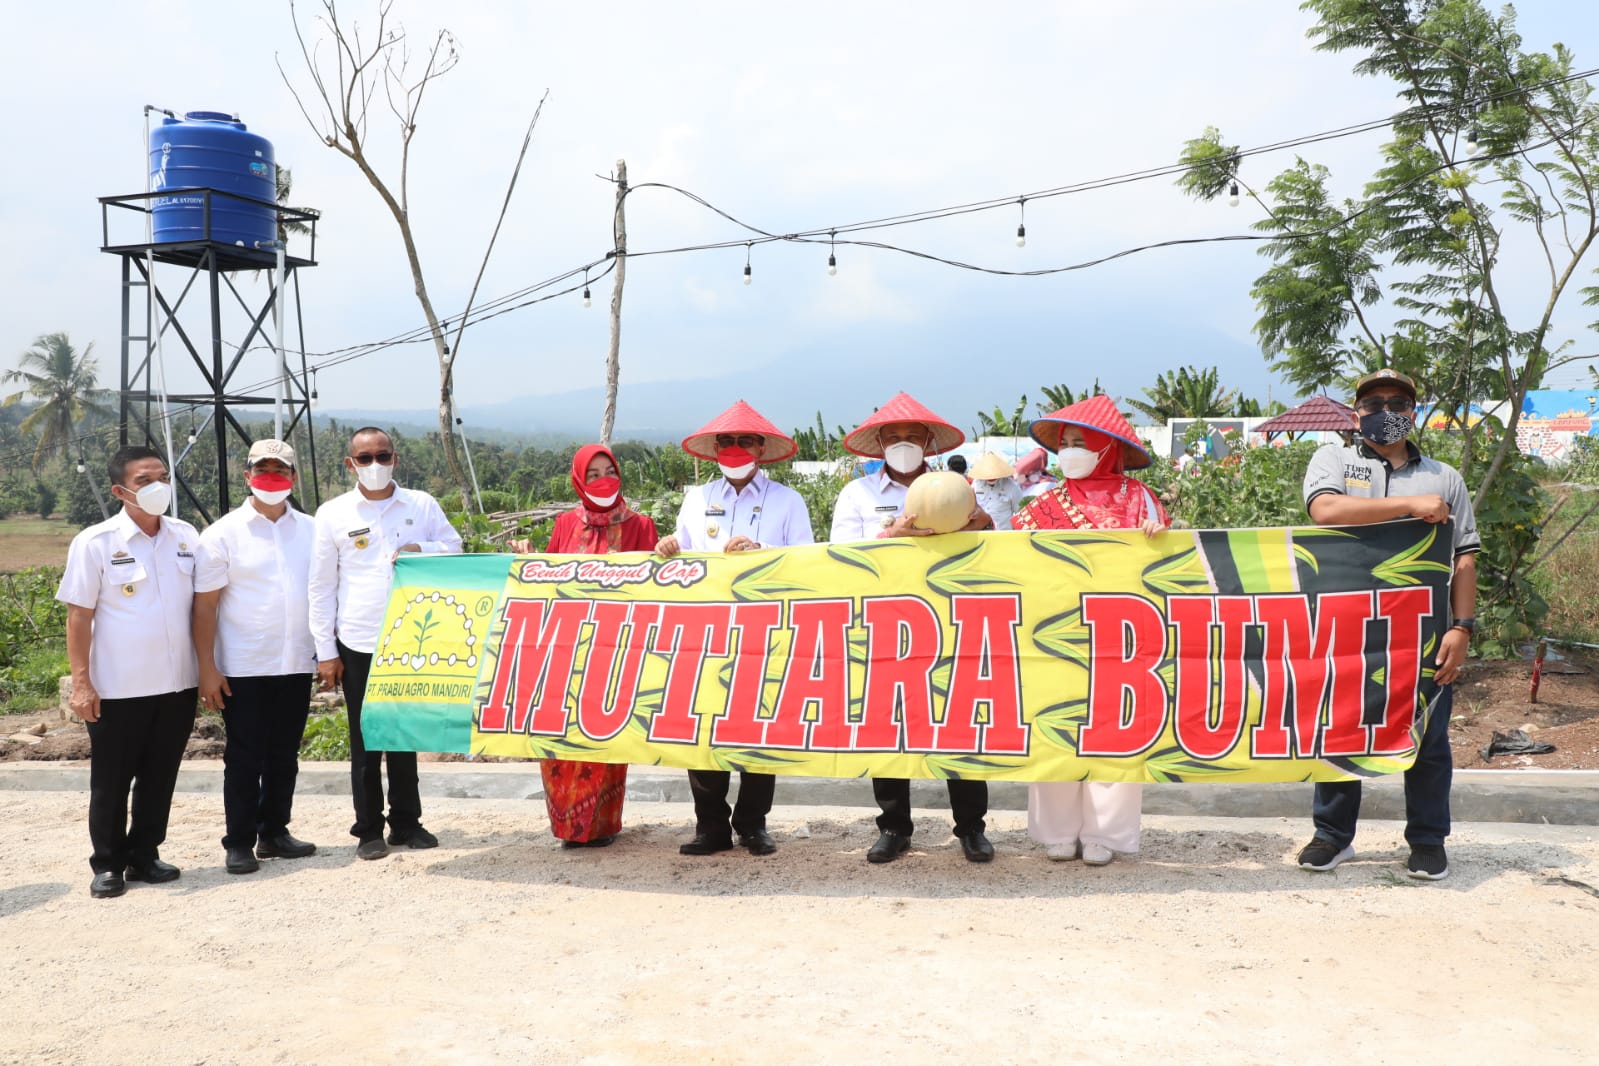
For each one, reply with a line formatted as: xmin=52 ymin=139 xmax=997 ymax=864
xmin=1297 ymin=838 xmax=1354 ymax=871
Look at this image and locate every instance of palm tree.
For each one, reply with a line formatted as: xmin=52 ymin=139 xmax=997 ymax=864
xmin=973 ymin=394 xmax=1029 ymax=438
xmin=276 ymin=165 xmax=312 ymax=244
xmin=1035 ymin=380 xmax=1105 ymax=415
xmin=1126 ymin=366 xmax=1240 ymax=423
xmin=2 ymin=333 xmax=113 ymax=470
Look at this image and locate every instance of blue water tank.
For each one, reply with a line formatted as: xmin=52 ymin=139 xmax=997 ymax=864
xmin=149 ymin=111 xmax=276 ymax=248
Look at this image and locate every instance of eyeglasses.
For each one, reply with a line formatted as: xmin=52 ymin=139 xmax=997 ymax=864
xmin=350 ymin=450 xmax=395 ymax=466
xmin=714 ymin=435 xmax=765 ymax=449
xmin=1356 ymin=397 xmax=1416 ymax=414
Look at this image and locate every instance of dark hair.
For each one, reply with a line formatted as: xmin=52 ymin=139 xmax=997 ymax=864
xmin=348 ymin=426 xmax=392 ymax=455
xmin=947 ymin=454 xmax=968 ymax=474
xmin=108 ymin=445 xmax=165 ymax=487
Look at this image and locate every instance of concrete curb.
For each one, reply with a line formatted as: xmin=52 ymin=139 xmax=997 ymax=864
xmin=1 ymin=762 xmax=1596 ymax=825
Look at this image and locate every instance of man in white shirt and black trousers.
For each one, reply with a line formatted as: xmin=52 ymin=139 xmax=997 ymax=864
xmin=193 ymin=438 xmax=320 ymax=875
xmin=655 ymin=400 xmax=814 ymax=857
xmin=309 ymin=427 xmax=463 ymax=861
xmin=56 ymin=445 xmax=200 ymax=899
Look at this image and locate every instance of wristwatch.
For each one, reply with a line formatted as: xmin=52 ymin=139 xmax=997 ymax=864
xmin=1451 ymin=616 xmax=1476 ymax=635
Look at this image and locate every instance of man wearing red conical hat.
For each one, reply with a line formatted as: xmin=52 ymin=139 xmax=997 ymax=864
xmin=657 ymin=400 xmax=814 ymax=857
xmin=830 ymin=392 xmax=996 ymax=865
xmin=1016 ymin=394 xmax=1169 ymax=867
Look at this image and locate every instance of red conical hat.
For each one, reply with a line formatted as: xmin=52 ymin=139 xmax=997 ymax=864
xmin=843 ymin=391 xmax=965 ymax=457
xmin=681 ymin=400 xmax=798 ymax=463
xmin=1028 ymin=394 xmax=1151 ymax=470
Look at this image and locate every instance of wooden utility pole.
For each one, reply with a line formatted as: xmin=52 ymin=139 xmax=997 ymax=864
xmin=601 ymin=159 xmax=627 ymax=446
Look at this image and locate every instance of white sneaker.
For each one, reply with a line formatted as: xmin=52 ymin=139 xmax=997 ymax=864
xmin=1081 ymin=843 xmax=1114 ymax=866
xmin=1045 ymin=843 xmax=1079 ymax=862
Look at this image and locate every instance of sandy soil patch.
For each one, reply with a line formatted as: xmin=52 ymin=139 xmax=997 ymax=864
xmin=2 ymin=792 xmax=1596 ymax=1065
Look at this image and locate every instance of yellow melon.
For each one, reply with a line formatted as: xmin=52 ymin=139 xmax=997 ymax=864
xmin=905 ymin=471 xmax=976 ymax=534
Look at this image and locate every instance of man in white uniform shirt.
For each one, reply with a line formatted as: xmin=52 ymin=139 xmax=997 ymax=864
xmin=193 ymin=439 xmax=319 ymax=875
xmin=831 ymin=392 xmax=996 ymax=865
xmin=309 ymin=427 xmax=463 ymax=860
xmin=656 ymin=400 xmax=813 ymax=856
xmin=56 ymin=445 xmax=200 ymax=899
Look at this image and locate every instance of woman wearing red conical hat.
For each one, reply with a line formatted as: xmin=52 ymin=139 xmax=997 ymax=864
xmin=657 ymin=401 xmax=813 ymax=857
xmin=830 ymin=392 xmax=997 ymax=865
xmin=512 ymin=444 xmax=658 ymax=847
xmin=1015 ymin=394 xmax=1169 ymax=866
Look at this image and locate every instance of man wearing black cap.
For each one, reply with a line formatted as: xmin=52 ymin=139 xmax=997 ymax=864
xmin=1295 ymin=369 xmax=1480 ymax=881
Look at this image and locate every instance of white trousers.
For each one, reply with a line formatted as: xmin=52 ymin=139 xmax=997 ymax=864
xmin=1027 ymin=781 xmax=1143 ymax=854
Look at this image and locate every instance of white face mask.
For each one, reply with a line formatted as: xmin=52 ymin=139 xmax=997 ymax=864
xmin=127 ymin=480 xmax=172 ymax=516
xmin=251 ymin=486 xmax=293 ymax=506
xmin=883 ymin=441 xmax=926 ymax=475
xmin=356 ymin=463 xmax=394 ymax=492
xmin=718 ymin=461 xmax=756 ymax=481
xmin=1057 ymin=446 xmax=1102 ymax=480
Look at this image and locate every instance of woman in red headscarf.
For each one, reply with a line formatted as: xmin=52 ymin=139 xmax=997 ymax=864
xmin=1013 ymin=396 xmax=1169 ymax=866
xmin=511 ymin=444 xmax=658 ymax=846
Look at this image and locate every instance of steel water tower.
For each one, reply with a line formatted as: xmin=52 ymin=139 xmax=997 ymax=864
xmin=99 ymin=108 xmax=322 ymax=522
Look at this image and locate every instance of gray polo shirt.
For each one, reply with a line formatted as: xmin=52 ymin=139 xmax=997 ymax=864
xmin=1303 ymin=440 xmax=1481 ymax=556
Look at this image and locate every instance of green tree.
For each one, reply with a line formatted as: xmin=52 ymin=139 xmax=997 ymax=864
xmin=2 ymin=333 xmax=112 ymax=470
xmin=973 ymin=394 xmax=1030 ymax=438
xmin=1177 ymin=0 xmax=1599 ymax=495
xmin=1034 ymin=380 xmax=1105 ymax=415
xmin=1125 ymin=366 xmax=1240 ymax=422
xmin=1177 ymin=0 xmax=1599 ymax=644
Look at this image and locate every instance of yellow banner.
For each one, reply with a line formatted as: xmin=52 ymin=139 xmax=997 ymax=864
xmin=360 ymin=520 xmax=1453 ymax=782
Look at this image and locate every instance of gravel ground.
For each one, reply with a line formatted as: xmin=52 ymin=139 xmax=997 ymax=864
xmin=2 ymin=792 xmax=1597 ymax=1065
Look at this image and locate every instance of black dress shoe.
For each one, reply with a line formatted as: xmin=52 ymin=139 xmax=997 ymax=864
xmin=679 ymin=833 xmax=734 ymax=856
xmin=124 ymin=857 xmax=181 ymax=883
xmin=867 ymin=830 xmax=911 ymax=864
xmin=256 ymin=833 xmax=317 ymax=859
xmin=560 ymin=835 xmax=617 ymax=849
xmin=89 ymin=871 xmax=126 ymax=899
xmin=958 ymin=831 xmax=995 ymax=863
xmin=225 ymin=847 xmax=260 ymax=875
xmin=739 ymin=829 xmax=778 ymax=856
xmin=357 ymin=838 xmax=390 ymax=861
xmin=386 ymin=825 xmax=439 ymax=849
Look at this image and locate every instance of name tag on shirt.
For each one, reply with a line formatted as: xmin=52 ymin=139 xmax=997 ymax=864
xmin=874 ymin=505 xmax=899 ymax=512
xmin=176 ymin=550 xmax=195 ymax=559
xmin=705 ymin=506 xmax=726 ymax=516
xmin=347 ymin=527 xmax=371 ymax=538
xmin=110 ymin=556 xmax=137 ymax=566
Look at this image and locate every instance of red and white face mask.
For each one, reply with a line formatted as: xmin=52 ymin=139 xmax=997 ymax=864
xmin=717 ymin=446 xmax=757 ymax=481
xmin=248 ymin=471 xmax=295 ymax=506
xmin=580 ymin=476 xmax=621 ymax=510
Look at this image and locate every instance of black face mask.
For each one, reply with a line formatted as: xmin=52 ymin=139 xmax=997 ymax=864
xmin=1360 ymin=410 xmax=1413 ymax=446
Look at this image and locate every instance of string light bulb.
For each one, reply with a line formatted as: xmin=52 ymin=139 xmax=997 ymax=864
xmin=1015 ymin=197 xmax=1027 ymax=248
xmin=310 ymin=368 xmax=318 ymax=409
xmin=1465 ymin=125 xmax=1480 ymax=155
xmin=828 ymin=229 xmax=837 ymax=276
xmin=743 ymin=242 xmax=753 ymax=285
xmin=76 ymin=461 xmax=86 ymax=474
xmin=1228 ymin=181 xmax=1240 ymax=207
xmin=582 ymin=269 xmax=592 ymax=307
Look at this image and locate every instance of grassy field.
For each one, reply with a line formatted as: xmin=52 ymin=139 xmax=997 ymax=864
xmin=1534 ymin=488 xmax=1599 ymax=645
xmin=0 ymin=516 xmax=76 ymax=573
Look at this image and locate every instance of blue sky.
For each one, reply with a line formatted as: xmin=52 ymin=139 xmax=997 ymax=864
xmin=3 ymin=1 xmax=1596 ymax=440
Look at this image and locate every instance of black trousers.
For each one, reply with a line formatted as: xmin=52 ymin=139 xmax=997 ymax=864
xmin=339 ymin=641 xmax=421 ymax=841
xmin=873 ymin=778 xmax=988 ymax=838
xmin=687 ymin=770 xmax=775 ymax=838
xmin=85 ymin=688 xmax=197 ymax=874
xmin=220 ymin=673 xmax=314 ymax=850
